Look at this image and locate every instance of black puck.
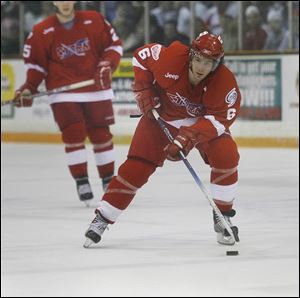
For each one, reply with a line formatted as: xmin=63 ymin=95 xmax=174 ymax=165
xmin=226 ymin=250 xmax=239 ymax=256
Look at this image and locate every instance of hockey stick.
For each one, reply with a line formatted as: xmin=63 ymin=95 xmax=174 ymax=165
xmin=1 ymin=79 xmax=95 ymax=107
xmin=152 ymin=109 xmax=238 ymax=244
xmin=129 ymin=114 xmax=142 ymax=118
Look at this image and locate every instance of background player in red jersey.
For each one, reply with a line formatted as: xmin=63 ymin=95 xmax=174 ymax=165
xmin=14 ymin=1 xmax=123 ymax=204
xmin=84 ymin=31 xmax=241 ymax=247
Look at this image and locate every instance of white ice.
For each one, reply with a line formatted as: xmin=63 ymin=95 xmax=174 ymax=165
xmin=1 ymin=143 xmax=299 ymax=297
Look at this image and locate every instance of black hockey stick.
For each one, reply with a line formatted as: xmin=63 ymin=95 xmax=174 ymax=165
xmin=129 ymin=114 xmax=142 ymax=118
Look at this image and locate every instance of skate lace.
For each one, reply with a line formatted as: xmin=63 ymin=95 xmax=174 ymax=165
xmin=214 ymin=215 xmax=232 ymax=233
xmin=90 ymin=215 xmax=108 ymax=234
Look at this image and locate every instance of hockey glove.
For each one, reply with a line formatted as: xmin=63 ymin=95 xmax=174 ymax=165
xmin=95 ymin=61 xmax=112 ymax=90
xmin=13 ymin=83 xmax=36 ymax=108
xmin=132 ymin=81 xmax=161 ymax=118
xmin=165 ymin=126 xmax=197 ymax=161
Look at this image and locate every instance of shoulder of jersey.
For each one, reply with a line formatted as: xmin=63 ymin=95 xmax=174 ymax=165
xmin=159 ymin=41 xmax=189 ymax=70
xmin=214 ymin=64 xmax=236 ymax=83
xmin=161 ymin=41 xmax=189 ymax=60
xmin=76 ymin=10 xmax=104 ymax=23
xmin=165 ymin=41 xmax=189 ymax=54
xmin=32 ymin=15 xmax=57 ymax=33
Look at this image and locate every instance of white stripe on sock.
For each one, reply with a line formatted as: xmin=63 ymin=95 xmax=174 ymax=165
xmin=66 ymin=149 xmax=87 ymax=166
xmin=210 ymin=182 xmax=238 ymax=202
xmin=94 ymin=149 xmax=114 ymax=166
xmin=97 ymin=200 xmax=122 ymax=222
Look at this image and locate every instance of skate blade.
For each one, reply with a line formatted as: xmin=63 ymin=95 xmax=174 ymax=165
xmin=83 ymin=238 xmax=95 ymax=248
xmin=217 ymin=233 xmax=235 ymax=245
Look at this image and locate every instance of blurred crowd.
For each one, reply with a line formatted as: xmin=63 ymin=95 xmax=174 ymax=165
xmin=1 ymin=1 xmax=299 ymax=56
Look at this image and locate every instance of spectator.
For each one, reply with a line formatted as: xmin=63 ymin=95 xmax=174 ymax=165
xmin=113 ymin=16 xmax=143 ymax=52
xmin=162 ymin=20 xmax=190 ymax=46
xmin=149 ymin=13 xmax=164 ymax=44
xmin=151 ymin=2 xmax=177 ymax=29
xmin=176 ymin=1 xmax=192 ymax=38
xmin=104 ymin=1 xmax=118 ymax=23
xmin=176 ymin=1 xmax=208 ymax=39
xmin=244 ymin=5 xmax=267 ymax=50
xmin=220 ymin=12 xmax=238 ymax=51
xmin=24 ymin=2 xmax=60 ymax=39
xmin=292 ymin=1 xmax=299 ymax=49
xmin=264 ymin=9 xmax=289 ymax=50
xmin=112 ymin=2 xmax=144 ymax=52
xmin=1 ymin=1 xmax=20 ymax=55
xmin=1 ymin=17 xmax=19 ymax=55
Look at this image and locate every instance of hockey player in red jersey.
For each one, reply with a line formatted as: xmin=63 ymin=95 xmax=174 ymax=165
xmin=84 ymin=31 xmax=241 ymax=247
xmin=14 ymin=1 xmax=123 ymax=204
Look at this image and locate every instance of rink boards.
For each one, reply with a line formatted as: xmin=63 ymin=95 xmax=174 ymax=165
xmin=1 ymin=55 xmax=299 ymax=148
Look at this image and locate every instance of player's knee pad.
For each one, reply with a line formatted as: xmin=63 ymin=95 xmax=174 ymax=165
xmin=118 ymin=158 xmax=157 ymax=189
xmin=209 ymin=136 xmax=239 ymax=169
xmin=87 ymin=126 xmax=113 ymax=145
xmin=210 ymin=153 xmax=239 ymax=185
xmin=62 ymin=122 xmax=87 ymax=145
xmin=102 ymin=158 xmax=157 ymax=211
xmin=209 ymin=136 xmax=239 ymax=185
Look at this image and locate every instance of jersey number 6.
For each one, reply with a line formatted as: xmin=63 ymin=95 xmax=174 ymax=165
xmin=227 ymin=108 xmax=236 ymax=120
xmin=138 ymin=48 xmax=151 ymax=60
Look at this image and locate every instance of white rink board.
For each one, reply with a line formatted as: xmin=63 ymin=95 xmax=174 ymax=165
xmin=1 ymin=55 xmax=299 ymax=139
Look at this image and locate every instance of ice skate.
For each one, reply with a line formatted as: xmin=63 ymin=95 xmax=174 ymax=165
xmin=213 ymin=209 xmax=239 ymax=245
xmin=83 ymin=211 xmax=109 ymax=248
xmin=76 ymin=177 xmax=93 ymax=206
xmin=102 ymin=174 xmax=113 ymax=192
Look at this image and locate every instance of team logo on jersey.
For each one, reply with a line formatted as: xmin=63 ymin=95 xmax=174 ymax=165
xmin=151 ymin=44 xmax=162 ymax=61
xmin=164 ymin=73 xmax=179 ymax=80
xmin=225 ymin=88 xmax=237 ymax=107
xmin=167 ymin=92 xmax=203 ymax=117
xmin=56 ymin=38 xmax=90 ymax=60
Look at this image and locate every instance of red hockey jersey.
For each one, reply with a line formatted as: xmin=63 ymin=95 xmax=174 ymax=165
xmin=23 ymin=10 xmax=122 ymax=104
xmin=132 ymin=41 xmax=241 ymax=142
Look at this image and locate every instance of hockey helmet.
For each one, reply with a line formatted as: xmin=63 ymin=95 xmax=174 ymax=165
xmin=191 ymin=31 xmax=224 ymax=61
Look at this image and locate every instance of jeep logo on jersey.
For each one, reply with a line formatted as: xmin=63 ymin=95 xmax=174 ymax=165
xmin=167 ymin=92 xmax=203 ymax=117
xmin=225 ymin=88 xmax=237 ymax=107
xmin=164 ymin=73 xmax=180 ymax=80
xmin=56 ymin=38 xmax=90 ymax=60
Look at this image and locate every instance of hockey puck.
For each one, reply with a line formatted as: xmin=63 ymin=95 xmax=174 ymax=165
xmin=226 ymin=250 xmax=239 ymax=256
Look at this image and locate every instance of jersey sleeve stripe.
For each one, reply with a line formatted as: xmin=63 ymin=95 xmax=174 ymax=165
xmin=25 ymin=63 xmax=47 ymax=74
xmin=204 ymin=115 xmax=226 ymax=136
xmin=104 ymin=45 xmax=123 ymax=56
xmin=132 ymin=57 xmax=147 ymax=70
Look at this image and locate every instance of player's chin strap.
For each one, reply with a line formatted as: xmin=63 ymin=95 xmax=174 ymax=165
xmin=151 ymin=109 xmax=239 ymax=244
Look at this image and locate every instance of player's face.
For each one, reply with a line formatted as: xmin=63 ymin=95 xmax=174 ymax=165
xmin=190 ymin=55 xmax=214 ymax=82
xmin=54 ymin=1 xmax=76 ymax=17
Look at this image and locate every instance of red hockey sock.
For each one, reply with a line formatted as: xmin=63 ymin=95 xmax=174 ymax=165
xmin=63 ymin=123 xmax=88 ymax=179
xmin=213 ymin=199 xmax=233 ymax=213
xmin=102 ymin=158 xmax=157 ymax=210
xmin=88 ymin=126 xmax=115 ymax=179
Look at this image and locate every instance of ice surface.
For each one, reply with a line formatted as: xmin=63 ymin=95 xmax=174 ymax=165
xmin=1 ymin=143 xmax=299 ymax=297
